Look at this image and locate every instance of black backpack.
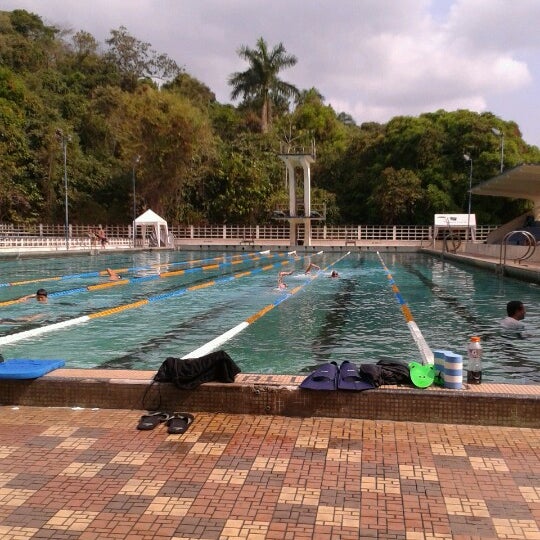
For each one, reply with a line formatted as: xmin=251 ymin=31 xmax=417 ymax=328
xmin=376 ymin=359 xmax=412 ymax=385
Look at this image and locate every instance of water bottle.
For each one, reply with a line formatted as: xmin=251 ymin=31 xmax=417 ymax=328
xmin=466 ymin=336 xmax=482 ymax=384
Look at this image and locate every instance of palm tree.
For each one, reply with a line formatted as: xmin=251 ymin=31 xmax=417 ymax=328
xmin=229 ymin=37 xmax=299 ymax=133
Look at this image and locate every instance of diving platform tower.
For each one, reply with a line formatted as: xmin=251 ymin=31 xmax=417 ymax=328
xmin=275 ymin=142 xmax=325 ymax=247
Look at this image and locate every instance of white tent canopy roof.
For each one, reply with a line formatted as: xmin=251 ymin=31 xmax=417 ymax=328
xmin=133 ymin=209 xmax=169 ymax=247
xmin=134 ymin=209 xmax=168 ymax=224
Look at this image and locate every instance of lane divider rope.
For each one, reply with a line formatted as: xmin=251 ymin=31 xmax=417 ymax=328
xmin=376 ymin=251 xmax=434 ymax=365
xmin=0 ymin=252 xmax=303 ymax=346
xmin=0 ymin=250 xmax=271 ymax=291
xmin=0 ymin=250 xmax=287 ymax=306
xmin=182 ymin=251 xmax=349 ymax=359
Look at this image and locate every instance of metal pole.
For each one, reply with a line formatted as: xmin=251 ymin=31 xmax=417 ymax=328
xmin=467 ymin=158 xmax=472 ymax=242
xmin=132 ymin=165 xmax=136 ymax=247
xmin=132 ymin=155 xmax=140 ymax=248
xmin=63 ymin=136 xmax=69 ymax=250
xmin=463 ymin=154 xmax=472 ymax=242
xmin=492 ymin=128 xmax=504 ymax=174
xmin=500 ymin=133 xmax=504 ymax=173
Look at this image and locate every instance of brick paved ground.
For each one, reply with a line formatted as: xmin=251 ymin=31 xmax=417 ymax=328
xmin=0 ymin=406 xmax=538 ymax=539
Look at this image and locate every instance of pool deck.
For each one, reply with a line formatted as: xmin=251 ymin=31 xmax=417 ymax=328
xmin=1 ymin=370 xmax=539 ymax=539
xmin=1 ymin=243 xmax=539 ymax=538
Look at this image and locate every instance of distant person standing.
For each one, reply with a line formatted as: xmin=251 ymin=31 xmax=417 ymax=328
xmin=96 ymin=226 xmax=108 ymax=248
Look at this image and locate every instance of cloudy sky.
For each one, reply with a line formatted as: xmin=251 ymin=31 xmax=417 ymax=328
xmin=4 ymin=0 xmax=540 ymax=147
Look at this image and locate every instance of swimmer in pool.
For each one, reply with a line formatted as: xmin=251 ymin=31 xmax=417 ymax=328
xmin=330 ymin=270 xmax=339 ymax=278
xmin=278 ymin=270 xmax=293 ymax=289
xmin=106 ymin=268 xmax=121 ymax=280
xmin=14 ymin=288 xmax=48 ymax=303
xmin=304 ymin=262 xmax=320 ymax=274
xmin=0 ymin=313 xmax=43 ymax=324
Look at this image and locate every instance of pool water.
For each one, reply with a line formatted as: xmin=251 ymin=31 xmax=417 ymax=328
xmin=1 ymin=250 xmax=538 ymax=382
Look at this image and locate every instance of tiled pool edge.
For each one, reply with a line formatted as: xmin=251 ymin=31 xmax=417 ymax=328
xmin=1 ymin=370 xmax=538 ymax=428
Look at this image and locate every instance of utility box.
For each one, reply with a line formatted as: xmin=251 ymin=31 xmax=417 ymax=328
xmin=434 ymin=213 xmax=476 ymax=242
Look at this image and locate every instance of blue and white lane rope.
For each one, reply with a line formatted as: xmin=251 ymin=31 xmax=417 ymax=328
xmin=0 ymin=252 xmax=303 ymax=347
xmin=0 ymin=250 xmax=272 ymax=295
xmin=376 ymin=251 xmax=434 ymax=365
xmin=182 ymin=251 xmax=348 ymax=359
xmin=0 ymin=250 xmax=286 ymax=306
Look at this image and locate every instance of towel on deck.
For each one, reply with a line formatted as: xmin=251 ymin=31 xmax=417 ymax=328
xmin=154 ymin=350 xmax=241 ymax=389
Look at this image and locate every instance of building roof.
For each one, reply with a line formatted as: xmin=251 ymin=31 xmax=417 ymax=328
xmin=471 ymin=163 xmax=540 ymax=201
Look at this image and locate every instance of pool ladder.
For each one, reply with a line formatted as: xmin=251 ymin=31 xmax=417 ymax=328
xmin=498 ymin=230 xmax=537 ymax=275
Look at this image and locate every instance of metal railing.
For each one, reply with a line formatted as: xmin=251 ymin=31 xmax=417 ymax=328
xmin=500 ymin=230 xmax=537 ymax=269
xmin=0 ymin=223 xmax=500 ymax=249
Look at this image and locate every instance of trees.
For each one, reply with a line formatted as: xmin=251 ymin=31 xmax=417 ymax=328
xmin=105 ymin=26 xmax=181 ymax=91
xmin=371 ymin=168 xmax=424 ymax=224
xmin=1 ymin=9 xmax=539 ymax=227
xmin=229 ymin=37 xmax=299 ymax=133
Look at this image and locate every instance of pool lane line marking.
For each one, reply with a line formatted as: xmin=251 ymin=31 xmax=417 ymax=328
xmin=0 ymin=250 xmax=291 ymax=306
xmin=182 ymin=251 xmax=352 ymax=359
xmin=0 ymin=253 xmax=300 ymax=346
xmin=0 ymin=250 xmax=272 ymax=291
xmin=376 ymin=251 xmax=434 ymax=365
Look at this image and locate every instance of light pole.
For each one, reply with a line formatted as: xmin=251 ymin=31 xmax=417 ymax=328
xmin=132 ymin=155 xmax=141 ymax=247
xmin=491 ymin=128 xmax=504 ymax=173
xmin=463 ymin=154 xmax=473 ymax=242
xmin=56 ymin=129 xmax=70 ymax=250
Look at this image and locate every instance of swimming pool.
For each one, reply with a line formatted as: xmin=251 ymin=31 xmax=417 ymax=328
xmin=1 ymin=250 xmax=538 ymax=383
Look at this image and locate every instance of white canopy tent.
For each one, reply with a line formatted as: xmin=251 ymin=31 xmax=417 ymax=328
xmin=134 ymin=209 xmax=169 ymax=247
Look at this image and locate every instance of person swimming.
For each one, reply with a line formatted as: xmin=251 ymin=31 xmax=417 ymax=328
xmin=277 ymin=270 xmax=293 ymax=289
xmin=106 ymin=268 xmax=121 ymax=280
xmin=304 ymin=262 xmax=320 ymax=274
xmin=14 ymin=288 xmax=48 ymax=304
xmin=1 ymin=313 xmax=43 ymax=324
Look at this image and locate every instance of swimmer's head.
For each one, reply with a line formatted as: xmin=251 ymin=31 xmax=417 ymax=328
xmin=36 ymin=288 xmax=48 ymax=302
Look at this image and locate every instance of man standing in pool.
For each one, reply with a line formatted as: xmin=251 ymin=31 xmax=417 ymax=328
xmin=501 ymin=300 xmax=528 ymax=337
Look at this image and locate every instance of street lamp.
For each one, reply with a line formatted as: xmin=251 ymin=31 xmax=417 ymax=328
xmin=463 ymin=154 xmax=473 ymax=242
xmin=132 ymin=155 xmax=141 ymax=247
xmin=491 ymin=128 xmax=504 ymax=173
xmin=56 ymin=129 xmax=70 ymax=250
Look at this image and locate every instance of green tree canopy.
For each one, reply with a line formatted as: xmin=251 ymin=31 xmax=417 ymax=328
xmin=1 ymin=9 xmax=539 ymax=228
xmin=229 ymin=37 xmax=299 ymax=133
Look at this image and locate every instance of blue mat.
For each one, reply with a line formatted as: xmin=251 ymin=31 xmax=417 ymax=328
xmin=0 ymin=359 xmax=66 ymax=379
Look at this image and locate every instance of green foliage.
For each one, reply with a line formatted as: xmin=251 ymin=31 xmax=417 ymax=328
xmin=105 ymin=26 xmax=181 ymax=91
xmin=0 ymin=9 xmax=539 ymax=227
xmin=202 ymin=133 xmax=282 ymax=224
xmin=371 ymin=167 xmax=424 ymax=224
xmin=165 ymin=73 xmax=216 ymax=110
xmin=229 ymin=37 xmax=299 ymax=133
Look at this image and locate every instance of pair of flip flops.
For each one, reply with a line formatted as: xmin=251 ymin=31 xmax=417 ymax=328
xmin=137 ymin=411 xmax=194 ymax=434
xmin=300 ymin=361 xmax=374 ymax=391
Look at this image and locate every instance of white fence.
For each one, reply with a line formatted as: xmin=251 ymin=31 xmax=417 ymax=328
xmin=171 ymin=224 xmax=497 ymax=242
xmin=0 ymin=223 xmax=499 ymax=249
